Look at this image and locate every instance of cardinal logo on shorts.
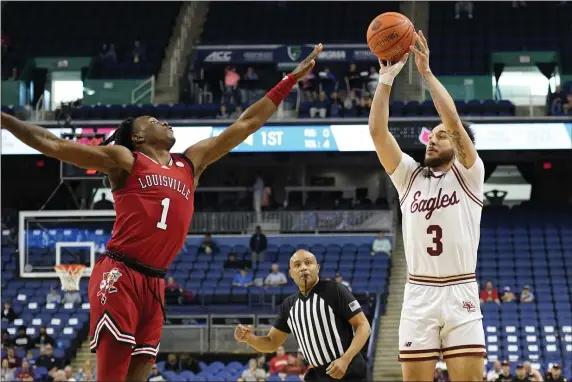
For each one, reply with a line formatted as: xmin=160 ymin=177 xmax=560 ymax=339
xmin=462 ymin=300 xmax=476 ymax=313
xmin=97 ymin=268 xmax=122 ymax=305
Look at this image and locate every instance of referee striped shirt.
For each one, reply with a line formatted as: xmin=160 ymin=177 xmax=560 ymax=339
xmin=273 ymin=279 xmax=363 ymax=368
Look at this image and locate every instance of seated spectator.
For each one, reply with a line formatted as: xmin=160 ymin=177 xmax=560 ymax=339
xmin=230 ymin=105 xmax=243 ymax=119
xmin=256 ymin=355 xmax=268 ymax=373
xmin=164 ymin=353 xmax=181 ymax=372
xmin=318 ymin=67 xmax=336 ymax=94
xmin=224 ymin=66 xmax=241 ymax=104
xmin=216 ymin=105 xmax=229 ymax=119
xmin=14 ymin=326 xmax=34 ymax=351
xmin=334 ymin=272 xmax=352 ymax=291
xmin=148 ymin=363 xmax=165 ymax=381
xmin=345 ymin=64 xmax=362 ymax=95
xmin=165 ymin=277 xmax=184 ymax=305
xmin=179 ymin=353 xmax=200 ymax=374
xmin=2 ymin=301 xmax=17 ymax=322
xmin=496 ymin=360 xmax=512 ymax=381
xmin=2 ymin=348 xmax=21 ymax=369
xmin=479 ymin=280 xmax=500 ymax=304
xmin=310 ymin=91 xmax=329 ymax=118
xmin=265 ymin=264 xmax=287 ymax=287
xmin=372 ymin=232 xmax=392 ymax=256
xmin=36 ymin=344 xmax=58 ymax=372
xmin=242 ymin=358 xmax=266 ymax=381
xmin=486 ymin=360 xmax=502 ymax=381
xmin=522 ymin=361 xmax=543 ymax=382
xmin=75 ymin=359 xmax=94 ymax=381
xmin=35 ymin=327 xmax=54 ymax=348
xmin=14 ymin=358 xmax=34 ymax=381
xmin=544 ymin=363 xmax=563 ymax=382
xmin=269 ymin=346 xmax=289 ymax=375
xmin=233 ymin=268 xmax=253 ymax=287
xmin=329 ymin=92 xmax=343 ymax=117
xmin=132 ymin=40 xmax=146 ymax=64
xmin=513 ymin=364 xmax=529 ymax=381
xmin=198 ymin=233 xmax=218 ymax=255
xmin=356 ymin=93 xmax=372 ymax=117
xmin=2 ymin=330 xmax=13 ymax=349
xmin=563 ymin=94 xmax=572 ymax=114
xmin=501 ymin=287 xmax=516 ymax=303
xmin=62 ymin=290 xmax=82 ymax=306
xmin=46 ymin=287 xmax=62 ymax=305
xmin=344 ymin=90 xmax=358 ymax=116
xmin=224 ymin=252 xmax=246 ymax=269
xmin=52 ymin=369 xmax=67 ymax=382
xmin=520 ymin=286 xmax=534 ymax=303
xmin=1 ymin=359 xmax=15 ymax=382
xmin=283 ymin=353 xmax=307 ymax=376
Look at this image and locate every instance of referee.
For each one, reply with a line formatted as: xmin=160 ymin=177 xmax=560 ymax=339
xmin=234 ymin=250 xmax=371 ymax=381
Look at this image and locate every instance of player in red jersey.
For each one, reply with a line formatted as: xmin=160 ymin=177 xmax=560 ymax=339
xmin=1 ymin=43 xmax=322 ymax=381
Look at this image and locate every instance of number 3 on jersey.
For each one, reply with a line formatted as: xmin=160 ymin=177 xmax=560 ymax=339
xmin=426 ymin=225 xmax=443 ymax=256
xmin=156 ymin=198 xmax=170 ymax=230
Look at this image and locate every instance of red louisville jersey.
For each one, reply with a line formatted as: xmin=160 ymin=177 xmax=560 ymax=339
xmin=106 ymin=152 xmax=195 ymax=269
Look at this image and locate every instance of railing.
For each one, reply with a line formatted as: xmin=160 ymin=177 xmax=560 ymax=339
xmin=189 ymin=210 xmax=393 ymax=234
xmin=366 ymin=292 xmax=383 ymax=376
xmin=131 ymin=76 xmax=155 ymax=104
xmin=170 ymin=2 xmax=196 ymax=87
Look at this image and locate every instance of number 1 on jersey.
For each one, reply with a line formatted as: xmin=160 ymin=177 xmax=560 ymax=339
xmin=156 ymin=198 xmax=170 ymax=230
xmin=426 ymin=225 xmax=443 ymax=256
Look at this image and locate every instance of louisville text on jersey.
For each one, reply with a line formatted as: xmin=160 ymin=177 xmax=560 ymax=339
xmin=137 ymin=175 xmax=192 ymax=200
xmin=410 ymin=188 xmax=460 ymax=220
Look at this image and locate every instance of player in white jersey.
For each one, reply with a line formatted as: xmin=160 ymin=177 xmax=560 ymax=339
xmin=369 ymin=31 xmax=486 ymax=381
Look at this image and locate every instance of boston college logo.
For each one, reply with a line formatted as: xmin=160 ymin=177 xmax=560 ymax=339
xmin=97 ymin=268 xmax=122 ymax=305
xmin=463 ymin=300 xmax=476 ymax=313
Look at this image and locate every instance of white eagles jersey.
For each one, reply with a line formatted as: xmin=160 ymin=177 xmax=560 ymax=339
xmin=389 ymin=153 xmax=485 ymax=278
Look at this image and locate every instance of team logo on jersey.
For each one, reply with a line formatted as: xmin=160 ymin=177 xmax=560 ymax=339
xmin=419 ymin=127 xmax=431 ymax=146
xmin=462 ymin=300 xmax=476 ymax=313
xmin=411 ymin=189 xmax=460 ymax=219
xmin=175 ymin=161 xmax=184 ymax=167
xmin=97 ymin=268 xmax=122 ymax=305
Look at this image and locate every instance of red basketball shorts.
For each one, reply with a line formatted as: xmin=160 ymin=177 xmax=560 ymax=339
xmin=88 ymin=256 xmax=165 ymax=359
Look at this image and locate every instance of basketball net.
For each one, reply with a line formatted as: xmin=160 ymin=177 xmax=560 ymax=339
xmin=54 ymin=264 xmax=86 ymax=291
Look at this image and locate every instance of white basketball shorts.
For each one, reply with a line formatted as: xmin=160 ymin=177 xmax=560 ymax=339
xmin=398 ymin=274 xmax=486 ymax=362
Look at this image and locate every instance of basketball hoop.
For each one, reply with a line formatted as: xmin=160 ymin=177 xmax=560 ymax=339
xmin=54 ymin=264 xmax=86 ymax=291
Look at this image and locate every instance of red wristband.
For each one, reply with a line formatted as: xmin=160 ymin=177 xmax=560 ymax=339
xmin=265 ymin=74 xmax=297 ymax=107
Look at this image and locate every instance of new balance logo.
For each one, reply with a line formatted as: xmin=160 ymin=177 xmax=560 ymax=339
xmin=404 ymin=342 xmax=412 ymax=347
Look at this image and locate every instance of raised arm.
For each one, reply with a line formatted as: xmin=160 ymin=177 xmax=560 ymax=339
xmin=410 ymin=31 xmax=477 ymax=168
xmin=1 ymin=113 xmax=133 ymax=173
xmin=368 ymin=55 xmax=409 ymax=174
xmin=185 ymin=44 xmax=323 ymax=178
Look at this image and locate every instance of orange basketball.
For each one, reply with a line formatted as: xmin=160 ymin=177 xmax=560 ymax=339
xmin=367 ymin=12 xmax=415 ymax=62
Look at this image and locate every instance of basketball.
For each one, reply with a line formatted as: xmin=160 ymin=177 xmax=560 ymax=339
xmin=366 ymin=12 xmax=415 ymax=61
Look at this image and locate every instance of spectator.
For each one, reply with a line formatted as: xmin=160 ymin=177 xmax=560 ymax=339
xmin=52 ymin=369 xmax=67 ymax=382
xmin=250 ymin=225 xmax=268 ymax=265
xmin=14 ymin=326 xmax=34 ymax=351
xmin=300 ymin=71 xmax=317 ymax=101
xmin=132 ymin=40 xmax=146 ymax=64
xmin=269 ymin=346 xmax=289 ymax=375
xmin=62 ymin=289 xmax=82 ymax=306
xmin=63 ymin=365 xmax=77 ymax=381
xmin=35 ymin=327 xmax=55 ymax=348
xmin=46 ymin=287 xmax=62 ymax=304
xmin=179 ymin=353 xmax=200 ymax=374
xmin=233 ymin=268 xmax=254 ymax=287
xmin=1 ymin=359 xmax=15 ymax=381
xmin=24 ymin=352 xmax=35 ymax=370
xmin=98 ymin=44 xmax=108 ymax=62
xmin=264 ymin=264 xmax=287 ymax=287
xmin=367 ymin=66 xmax=380 ymax=94
xmin=545 ymin=363 xmax=565 ymax=382
xmin=563 ymin=94 xmax=572 ymax=114
xmin=283 ymin=353 xmax=306 ymax=376
xmin=501 ymin=287 xmax=516 ymax=303
xmin=2 ymin=301 xmax=17 ymax=322
xmin=455 ymin=1 xmax=474 ymax=18
xmin=148 ymin=363 xmax=166 ymax=381
xmin=487 ymin=360 xmax=502 ymax=381
xmin=36 ymin=344 xmax=58 ymax=372
xmin=318 ymin=67 xmax=336 ymax=94
xmin=334 ymin=272 xmax=352 ymax=291
xmin=372 ymin=232 xmax=392 ymax=256
xmin=329 ymin=91 xmax=343 ymax=117
xmin=2 ymin=330 xmax=13 ymax=349
xmin=310 ymin=91 xmax=329 ymax=118
xmin=522 ymin=361 xmax=543 ymax=382
xmin=495 ymin=360 xmax=513 ymax=382
xmin=242 ymin=358 xmax=266 ymax=381
xmin=344 ymin=90 xmax=358 ymax=116
xmin=216 ymin=105 xmax=229 ymax=119
xmin=242 ymin=67 xmax=259 ymax=104
xmin=14 ymin=358 xmax=34 ymax=381
xmin=165 ymin=277 xmax=184 ymax=305
xmin=2 ymin=348 xmax=21 ymax=369
xmin=480 ymin=280 xmax=500 ymax=305
xmin=345 ymin=64 xmax=362 ymax=95
xmin=230 ymin=105 xmax=243 ymax=119
xmin=164 ymin=353 xmax=181 ymax=372
xmin=75 ymin=360 xmax=94 ymax=381
xmin=224 ymin=66 xmax=241 ymax=104
xmin=520 ymin=285 xmax=534 ymax=303
xmin=514 ymin=364 xmax=531 ymax=381
xmin=357 ymin=93 xmax=372 ymax=117
xmin=198 ymin=233 xmax=218 ymax=255
xmin=256 ymin=355 xmax=268 ymax=373
xmin=224 ymin=253 xmax=245 ymax=269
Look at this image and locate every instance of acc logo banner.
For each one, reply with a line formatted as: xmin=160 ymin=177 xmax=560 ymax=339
xmin=204 ymin=51 xmax=232 ymax=62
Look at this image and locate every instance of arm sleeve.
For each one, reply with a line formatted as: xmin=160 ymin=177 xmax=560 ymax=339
xmin=334 ymin=283 xmax=363 ymax=321
xmin=273 ymin=300 xmax=291 ymax=334
xmin=388 ymin=153 xmax=421 ymax=197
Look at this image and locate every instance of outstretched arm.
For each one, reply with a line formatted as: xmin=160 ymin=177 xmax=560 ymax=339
xmin=369 ymin=55 xmax=409 ymax=175
xmin=410 ymin=31 xmax=477 ymax=168
xmin=1 ymin=113 xmax=133 ymax=173
xmin=185 ymin=44 xmax=323 ymax=178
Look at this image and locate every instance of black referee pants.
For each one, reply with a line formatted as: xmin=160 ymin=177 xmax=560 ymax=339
xmin=304 ymin=354 xmax=368 ymax=382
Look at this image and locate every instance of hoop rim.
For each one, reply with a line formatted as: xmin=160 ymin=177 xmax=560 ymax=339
xmin=54 ymin=264 xmax=87 ymax=273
